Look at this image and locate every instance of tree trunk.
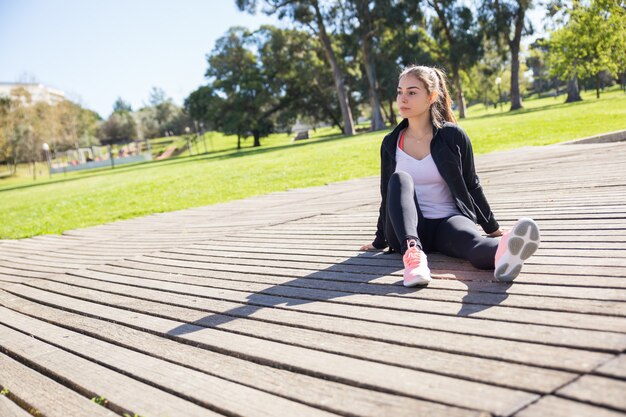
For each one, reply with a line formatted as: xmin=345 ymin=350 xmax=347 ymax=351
xmin=237 ymin=135 xmax=241 ymax=150
xmin=430 ymin=0 xmax=467 ymax=118
xmin=362 ymin=44 xmax=385 ymax=131
xmin=11 ymin=150 xmax=17 ymax=174
xmin=566 ymin=74 xmax=582 ymax=103
xmin=356 ymin=0 xmax=385 ymax=131
xmin=388 ymin=98 xmax=397 ymax=125
xmin=313 ymin=0 xmax=355 ymax=136
xmin=596 ymin=73 xmax=601 ymax=99
xmin=380 ymin=99 xmax=390 ymax=124
xmin=508 ymin=3 xmax=525 ymax=111
xmin=509 ymin=43 xmax=523 ymax=110
xmin=555 ymin=78 xmax=560 ymax=97
xmin=253 ymin=130 xmax=261 ymax=147
xmin=452 ymin=67 xmax=467 ymax=118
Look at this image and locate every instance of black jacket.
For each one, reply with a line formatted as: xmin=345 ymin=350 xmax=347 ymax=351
xmin=373 ymin=119 xmax=499 ymax=249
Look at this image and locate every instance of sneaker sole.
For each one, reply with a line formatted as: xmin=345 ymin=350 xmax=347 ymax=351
xmin=403 ymin=271 xmax=432 ymax=287
xmin=495 ymin=219 xmax=540 ymax=282
xmin=403 ymin=277 xmax=431 ymax=287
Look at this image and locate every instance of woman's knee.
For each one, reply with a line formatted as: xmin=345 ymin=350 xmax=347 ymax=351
xmin=388 ymin=171 xmax=413 ymax=192
xmin=467 ymin=245 xmax=496 ymax=270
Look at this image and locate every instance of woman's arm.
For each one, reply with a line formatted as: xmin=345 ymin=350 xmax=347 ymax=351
xmin=372 ymin=143 xmax=389 ymax=249
xmin=458 ymin=128 xmax=500 ymax=234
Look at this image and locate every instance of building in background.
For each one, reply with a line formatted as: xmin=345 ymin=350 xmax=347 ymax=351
xmin=0 ymin=82 xmax=66 ymax=106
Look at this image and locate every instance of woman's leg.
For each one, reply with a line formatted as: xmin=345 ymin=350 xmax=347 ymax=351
xmin=387 ymin=172 xmax=433 ymax=286
xmin=434 ymin=215 xmax=499 ymax=270
xmin=385 ymin=171 xmax=421 ymax=254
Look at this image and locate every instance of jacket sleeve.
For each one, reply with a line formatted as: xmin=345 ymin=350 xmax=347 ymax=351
xmin=458 ymin=129 xmax=500 ymax=234
xmin=373 ymin=142 xmax=388 ymax=249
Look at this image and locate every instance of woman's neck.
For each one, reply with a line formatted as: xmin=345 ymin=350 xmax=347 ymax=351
xmin=405 ymin=115 xmax=432 ymax=138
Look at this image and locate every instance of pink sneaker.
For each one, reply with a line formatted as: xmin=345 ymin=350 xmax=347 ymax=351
xmin=494 ymin=218 xmax=540 ymax=281
xmin=403 ymin=239 xmax=432 ymax=287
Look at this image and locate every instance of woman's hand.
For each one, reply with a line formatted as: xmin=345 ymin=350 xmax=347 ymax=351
xmin=488 ymin=229 xmax=504 ymax=238
xmin=359 ymin=243 xmax=376 ymax=251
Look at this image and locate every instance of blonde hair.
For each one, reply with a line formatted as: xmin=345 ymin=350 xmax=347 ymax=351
xmin=399 ymin=65 xmax=456 ymax=128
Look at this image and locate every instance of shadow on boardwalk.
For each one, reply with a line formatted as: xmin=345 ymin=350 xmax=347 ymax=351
xmin=167 ymin=251 xmax=512 ymax=337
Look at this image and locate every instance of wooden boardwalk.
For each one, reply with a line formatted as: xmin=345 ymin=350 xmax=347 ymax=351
xmin=1 ymin=141 xmax=625 ymax=417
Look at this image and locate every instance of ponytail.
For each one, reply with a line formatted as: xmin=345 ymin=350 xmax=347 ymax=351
xmin=399 ymin=65 xmax=456 ymax=128
xmin=431 ymin=68 xmax=456 ymax=127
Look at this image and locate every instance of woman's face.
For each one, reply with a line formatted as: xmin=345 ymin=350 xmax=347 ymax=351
xmin=397 ymin=74 xmax=432 ymax=120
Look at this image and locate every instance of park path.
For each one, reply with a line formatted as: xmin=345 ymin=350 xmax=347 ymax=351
xmin=1 ymin=140 xmax=625 ymax=417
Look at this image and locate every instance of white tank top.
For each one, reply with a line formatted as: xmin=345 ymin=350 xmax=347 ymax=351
xmin=395 ymin=134 xmax=461 ymax=219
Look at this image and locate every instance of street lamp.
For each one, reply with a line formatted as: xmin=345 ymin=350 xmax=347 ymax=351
xmin=42 ymin=143 xmax=52 ymax=178
xmin=495 ymin=77 xmax=503 ymax=112
xmin=185 ymin=126 xmax=193 ymax=156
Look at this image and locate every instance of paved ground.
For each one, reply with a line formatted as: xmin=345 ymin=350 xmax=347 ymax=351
xmin=1 ymin=141 xmax=625 ymax=417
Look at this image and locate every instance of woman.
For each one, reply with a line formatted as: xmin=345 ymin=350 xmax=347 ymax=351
xmin=360 ymin=65 xmax=540 ymax=286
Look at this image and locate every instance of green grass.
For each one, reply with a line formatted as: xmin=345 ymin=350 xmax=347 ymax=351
xmin=461 ymin=86 xmax=626 ymax=153
xmin=1 ymin=86 xmax=624 ymax=239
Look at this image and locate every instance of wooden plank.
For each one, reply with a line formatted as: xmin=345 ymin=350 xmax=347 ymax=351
xmin=196 ymin=235 xmax=626 ymax=251
xmin=196 ymin=237 xmax=626 ymax=259
xmin=556 ymin=375 xmax=626 ymax=412
xmin=148 ymin=248 xmax=626 ymax=301
xmin=165 ymin=245 xmax=626 ymax=297
xmin=0 ymin=285 xmax=539 ymax=415
xmin=0 ymin=265 xmax=57 ymax=279
xmin=0 ymin=291 xmax=485 ymax=417
xmin=8 ymin=278 xmax=615 ymax=374
xmin=0 ymin=274 xmax=34 ymax=284
xmin=0 ymin=352 xmax=115 ymax=417
xmin=0 ymin=395 xmax=33 ymax=417
xmin=595 ymin=355 xmax=626 ymax=379
xmin=134 ymin=246 xmax=626 ymax=284
xmin=112 ymin=252 xmax=626 ymax=317
xmin=0 ymin=323 xmax=222 ymax=417
xmin=84 ymin=258 xmax=626 ymax=332
xmin=0 ymin=307 xmax=340 ymax=417
xmin=48 ymin=267 xmax=626 ymax=354
xmin=0 ymin=286 xmax=576 ymax=394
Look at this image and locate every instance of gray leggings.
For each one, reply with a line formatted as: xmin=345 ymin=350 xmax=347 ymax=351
xmin=386 ymin=171 xmax=498 ymax=270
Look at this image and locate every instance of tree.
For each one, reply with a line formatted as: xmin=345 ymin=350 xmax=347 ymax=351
xmin=256 ymin=25 xmax=349 ymax=131
xmin=343 ymin=0 xmax=387 ymax=130
xmin=371 ymin=0 xmax=433 ymax=124
xmin=148 ymin=87 xmax=175 ymax=132
xmin=210 ymin=27 xmax=276 ymax=147
xmin=236 ymin=0 xmax=356 ymax=136
xmin=464 ymin=38 xmax=507 ymax=108
xmin=429 ymin=0 xmax=483 ymax=118
xmin=546 ymin=0 xmax=626 ymax=100
xmin=0 ymin=94 xmax=28 ymax=173
xmin=481 ymin=0 xmax=535 ymax=110
xmin=113 ymin=97 xmax=133 ymax=113
xmin=54 ymin=100 xmax=100 ymax=149
xmin=98 ymin=111 xmax=137 ymax=144
xmin=527 ymin=39 xmax=553 ymax=96
xmin=187 ymin=25 xmax=344 ymax=148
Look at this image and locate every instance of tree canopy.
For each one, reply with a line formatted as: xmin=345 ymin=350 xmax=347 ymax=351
xmin=546 ymin=0 xmax=626 ymax=99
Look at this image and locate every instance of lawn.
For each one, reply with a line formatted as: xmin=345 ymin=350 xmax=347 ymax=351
xmin=1 ymin=86 xmax=624 ymax=239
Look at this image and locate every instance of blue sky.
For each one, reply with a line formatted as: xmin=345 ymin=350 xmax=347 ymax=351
xmin=0 ymin=0 xmax=281 ymax=118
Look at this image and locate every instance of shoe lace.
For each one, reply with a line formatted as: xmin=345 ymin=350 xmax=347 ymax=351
xmin=404 ymin=241 xmax=421 ymax=268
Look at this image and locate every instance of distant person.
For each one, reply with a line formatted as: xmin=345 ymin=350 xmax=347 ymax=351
xmin=360 ymin=65 xmax=540 ymax=286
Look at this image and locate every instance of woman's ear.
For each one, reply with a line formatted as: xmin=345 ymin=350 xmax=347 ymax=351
xmin=429 ymin=91 xmax=439 ymax=105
